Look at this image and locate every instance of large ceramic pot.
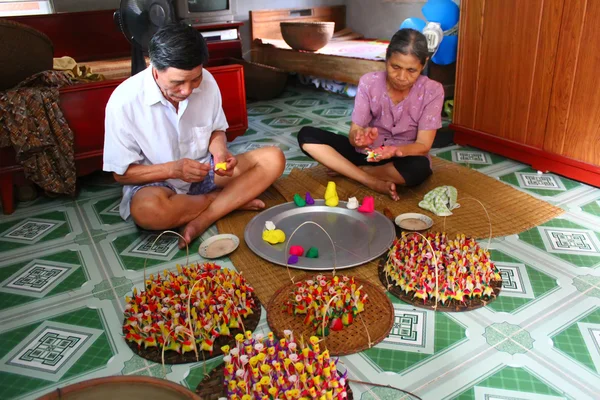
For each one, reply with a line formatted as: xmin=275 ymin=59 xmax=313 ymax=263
xmin=36 ymin=376 xmax=201 ymax=400
xmin=280 ymin=21 xmax=335 ymax=52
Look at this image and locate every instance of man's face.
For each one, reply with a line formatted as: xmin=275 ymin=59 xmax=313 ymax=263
xmin=152 ymin=65 xmax=203 ymax=103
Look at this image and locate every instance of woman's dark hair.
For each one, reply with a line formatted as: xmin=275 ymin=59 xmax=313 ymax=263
xmin=386 ymin=28 xmax=429 ymax=65
xmin=149 ymin=23 xmax=209 ymax=71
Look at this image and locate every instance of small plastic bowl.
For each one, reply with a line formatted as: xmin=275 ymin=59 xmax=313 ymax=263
xmin=394 ymin=213 xmax=433 ymax=231
xmin=198 ymin=234 xmax=239 ymax=259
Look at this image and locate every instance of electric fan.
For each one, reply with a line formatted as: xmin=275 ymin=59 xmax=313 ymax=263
xmin=114 ymin=0 xmax=176 ymax=76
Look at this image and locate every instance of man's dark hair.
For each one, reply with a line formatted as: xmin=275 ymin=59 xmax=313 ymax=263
xmin=386 ymin=28 xmax=429 ymax=65
xmin=149 ymin=23 xmax=209 ymax=71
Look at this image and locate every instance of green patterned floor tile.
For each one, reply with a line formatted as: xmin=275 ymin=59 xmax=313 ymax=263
xmin=322 ymin=126 xmax=350 ymax=137
xmin=581 ymin=198 xmax=600 ymax=217
xmin=92 ymin=276 xmax=133 ymax=301
xmin=312 ymin=107 xmax=353 ymax=119
xmin=486 ymin=250 xmax=558 ymax=314
xmin=183 ymin=357 xmax=223 ymax=390
xmin=90 ymin=196 xmax=124 ymax=226
xmin=284 ymin=97 xmax=331 ymax=108
xmin=551 ymin=307 xmax=600 ymax=374
xmin=518 ymin=219 xmax=600 ymax=268
xmin=363 ymin=298 xmax=466 ymax=373
xmin=247 ymin=105 xmax=283 ymax=116
xmin=499 ymin=167 xmax=581 ymax=197
xmin=436 ymin=147 xmax=508 ymax=170
xmin=0 ymin=249 xmax=88 ymax=311
xmin=0 ymin=210 xmax=73 ymax=252
xmin=259 ymin=115 xmax=314 ymax=130
xmin=0 ymin=307 xmax=114 ymax=399
xmin=452 ymin=366 xmax=564 ymax=399
xmin=109 ymin=231 xmax=192 ymax=271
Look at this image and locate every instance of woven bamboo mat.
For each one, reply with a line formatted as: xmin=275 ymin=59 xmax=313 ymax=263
xmin=217 ymin=157 xmax=564 ymax=304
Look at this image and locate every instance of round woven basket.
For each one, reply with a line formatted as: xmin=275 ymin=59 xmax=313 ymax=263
xmin=266 ymin=274 xmax=394 ymax=356
xmin=123 ymin=295 xmax=262 ymax=364
xmin=378 ymin=257 xmax=502 ymax=312
xmin=196 ymin=363 xmax=354 ymax=400
xmin=37 ymin=376 xmax=200 ymax=400
xmin=280 ymin=21 xmax=335 ymax=52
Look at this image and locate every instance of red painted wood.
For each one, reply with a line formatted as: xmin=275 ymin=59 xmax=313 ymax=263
xmin=5 ymin=10 xmax=244 ymax=64
xmin=451 ymin=124 xmax=600 ymax=187
xmin=6 ymin=10 xmax=130 ymax=61
xmin=210 ymin=64 xmax=248 ymax=141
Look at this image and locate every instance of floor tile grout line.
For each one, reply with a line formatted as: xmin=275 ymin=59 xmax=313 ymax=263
xmin=509 ymin=284 xmax=595 ymax=340
xmin=408 ymin=337 xmax=510 ymax=394
xmin=74 ymin=201 xmax=150 ymax=371
xmin=506 ymin=331 xmax=599 ymax=396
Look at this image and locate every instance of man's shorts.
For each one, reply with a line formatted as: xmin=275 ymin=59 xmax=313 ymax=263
xmin=130 ymin=157 xmax=219 ymax=199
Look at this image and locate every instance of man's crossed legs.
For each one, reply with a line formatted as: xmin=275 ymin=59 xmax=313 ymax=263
xmin=129 ymin=147 xmax=285 ymax=248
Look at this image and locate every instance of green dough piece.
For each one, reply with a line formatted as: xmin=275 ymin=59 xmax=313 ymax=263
xmin=306 ymin=247 xmax=319 ymax=258
xmin=293 ymin=193 xmax=306 ymax=207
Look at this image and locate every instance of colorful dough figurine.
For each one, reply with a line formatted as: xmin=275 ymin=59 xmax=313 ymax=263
xmin=383 ymin=232 xmax=502 ymax=306
xmin=215 ymin=162 xmax=227 ymax=171
xmin=346 ymin=197 xmax=359 ymax=210
xmin=221 ymin=330 xmax=349 ymax=399
xmin=305 ymin=192 xmax=315 ymax=205
xmin=123 ymin=263 xmax=256 ymax=356
xmin=357 ymin=196 xmax=375 ymax=213
xmin=293 ymin=193 xmax=306 ymax=207
xmin=283 ymin=274 xmax=367 ymax=336
xmin=324 ymin=181 xmax=339 ymax=207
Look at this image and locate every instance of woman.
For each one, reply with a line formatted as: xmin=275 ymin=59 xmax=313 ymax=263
xmin=298 ymin=29 xmax=444 ymax=200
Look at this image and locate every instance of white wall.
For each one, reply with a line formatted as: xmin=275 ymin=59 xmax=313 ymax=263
xmin=346 ymin=0 xmax=425 ymax=40
xmin=345 ymin=0 xmax=460 ymax=40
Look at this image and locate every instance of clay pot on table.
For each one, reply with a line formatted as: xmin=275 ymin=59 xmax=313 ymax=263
xmin=280 ymin=21 xmax=335 ymax=52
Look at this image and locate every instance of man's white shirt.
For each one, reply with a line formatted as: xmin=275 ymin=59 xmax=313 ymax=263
xmin=103 ymin=66 xmax=228 ymax=219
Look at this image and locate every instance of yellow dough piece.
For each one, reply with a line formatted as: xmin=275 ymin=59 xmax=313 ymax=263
xmin=215 ymin=162 xmax=227 ymax=171
xmin=262 ymin=229 xmax=286 ymax=244
xmin=324 ymin=181 xmax=339 ymax=207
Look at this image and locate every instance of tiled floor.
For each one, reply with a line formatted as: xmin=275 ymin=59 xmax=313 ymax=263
xmin=1 ymin=82 xmax=600 ymax=399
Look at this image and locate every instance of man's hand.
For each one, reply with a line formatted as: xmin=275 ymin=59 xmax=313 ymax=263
xmin=213 ymin=151 xmax=237 ymax=177
xmin=367 ymin=145 xmax=402 ymax=162
xmin=354 ymin=127 xmax=378 ymax=148
xmin=169 ymin=158 xmax=211 ymax=182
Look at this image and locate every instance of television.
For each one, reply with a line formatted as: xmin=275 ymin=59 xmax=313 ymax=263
xmin=175 ymin=0 xmax=235 ymax=25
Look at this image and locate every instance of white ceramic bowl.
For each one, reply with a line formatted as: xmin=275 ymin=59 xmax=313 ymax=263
xmin=198 ymin=234 xmax=240 ymax=259
xmin=394 ymin=213 xmax=433 ymax=231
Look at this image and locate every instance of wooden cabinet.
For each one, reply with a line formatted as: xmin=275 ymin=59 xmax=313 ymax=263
xmin=451 ymin=0 xmax=600 ymax=186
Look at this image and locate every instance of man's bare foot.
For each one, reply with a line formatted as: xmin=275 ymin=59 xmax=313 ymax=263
xmin=365 ymin=178 xmax=398 ymax=201
xmin=179 ymin=215 xmax=210 ymax=249
xmin=239 ymin=198 xmax=265 ymax=211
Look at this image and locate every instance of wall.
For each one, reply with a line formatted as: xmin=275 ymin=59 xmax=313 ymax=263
xmin=346 ymin=0 xmax=459 ymax=40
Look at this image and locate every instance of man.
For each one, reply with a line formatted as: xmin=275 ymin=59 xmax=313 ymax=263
xmin=103 ymin=23 xmax=285 ymax=247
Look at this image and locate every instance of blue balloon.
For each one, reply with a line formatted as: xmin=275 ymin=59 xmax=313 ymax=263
xmin=399 ymin=17 xmax=427 ymax=32
xmin=432 ymin=35 xmax=458 ymax=65
xmin=422 ymin=0 xmax=460 ymax=31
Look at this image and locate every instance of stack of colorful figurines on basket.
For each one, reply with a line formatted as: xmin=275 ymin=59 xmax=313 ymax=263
xmin=123 ymin=263 xmax=260 ymax=362
xmin=283 ymin=274 xmax=368 ymax=336
xmin=383 ymin=232 xmax=502 ymax=309
xmin=221 ymin=330 xmax=350 ymax=400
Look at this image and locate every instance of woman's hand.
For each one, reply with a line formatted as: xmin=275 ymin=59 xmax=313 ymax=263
xmin=353 ymin=127 xmax=379 ymax=148
xmin=213 ymin=151 xmax=237 ymax=177
xmin=367 ymin=146 xmax=402 ymax=162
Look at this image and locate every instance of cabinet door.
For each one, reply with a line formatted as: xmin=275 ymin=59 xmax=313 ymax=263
xmin=454 ymin=0 xmax=564 ymax=148
xmin=545 ymin=0 xmax=600 ymax=165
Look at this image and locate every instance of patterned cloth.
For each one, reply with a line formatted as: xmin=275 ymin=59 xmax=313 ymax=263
xmin=418 ymin=185 xmax=460 ymax=216
xmin=0 ymin=70 xmax=77 ymax=196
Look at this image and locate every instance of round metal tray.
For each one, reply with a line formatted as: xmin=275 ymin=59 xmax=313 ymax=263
xmin=244 ymin=200 xmax=395 ymax=270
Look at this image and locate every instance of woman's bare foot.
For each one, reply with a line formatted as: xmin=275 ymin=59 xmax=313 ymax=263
xmin=365 ymin=177 xmax=398 ymax=201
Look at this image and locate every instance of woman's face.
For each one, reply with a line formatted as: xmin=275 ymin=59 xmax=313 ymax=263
xmin=386 ymin=52 xmax=425 ymax=92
